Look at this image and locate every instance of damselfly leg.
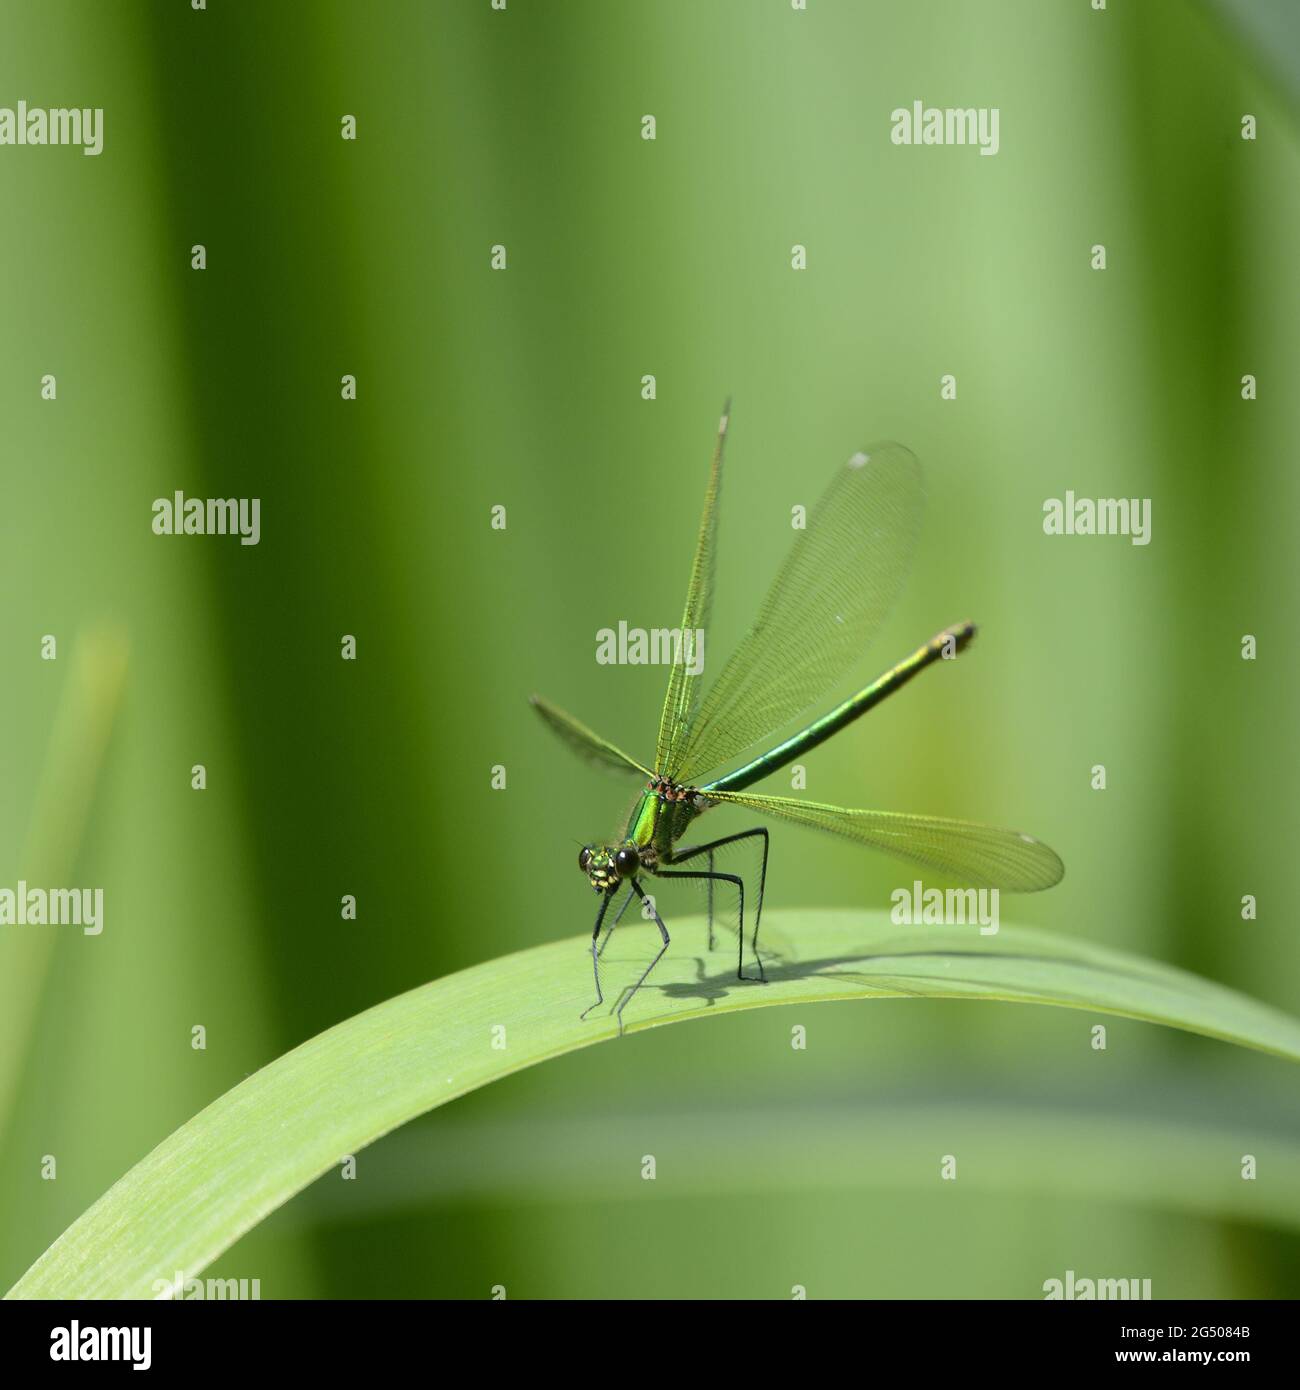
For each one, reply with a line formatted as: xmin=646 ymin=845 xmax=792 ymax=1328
xmin=656 ymin=866 xmax=746 ymax=984
xmin=665 ymin=826 xmax=770 ymax=981
xmin=612 ymin=880 xmax=671 ymax=1034
xmin=596 ymin=880 xmax=635 ymax=960
xmin=580 ymin=888 xmax=619 ymax=1021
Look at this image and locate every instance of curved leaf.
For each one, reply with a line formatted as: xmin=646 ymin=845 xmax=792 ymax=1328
xmin=8 ymin=910 xmax=1300 ymax=1298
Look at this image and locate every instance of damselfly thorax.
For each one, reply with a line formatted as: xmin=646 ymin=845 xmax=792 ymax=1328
xmin=578 ymin=777 xmax=707 ymax=891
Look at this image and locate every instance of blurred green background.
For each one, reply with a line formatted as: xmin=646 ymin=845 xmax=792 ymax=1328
xmin=2 ymin=0 xmax=1298 ymax=1299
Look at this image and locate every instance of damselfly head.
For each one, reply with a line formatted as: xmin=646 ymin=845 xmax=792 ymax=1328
xmin=578 ymin=843 xmax=640 ymax=892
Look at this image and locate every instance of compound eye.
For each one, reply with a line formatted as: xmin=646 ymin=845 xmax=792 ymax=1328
xmin=615 ymin=847 xmax=639 ymax=876
xmin=578 ymin=847 xmax=593 ymax=873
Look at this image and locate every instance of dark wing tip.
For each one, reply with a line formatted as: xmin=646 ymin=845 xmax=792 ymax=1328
xmin=953 ymin=619 xmax=977 ymax=651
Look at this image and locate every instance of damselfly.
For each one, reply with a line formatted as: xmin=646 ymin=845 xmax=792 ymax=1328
xmin=532 ymin=405 xmax=1063 ymax=1030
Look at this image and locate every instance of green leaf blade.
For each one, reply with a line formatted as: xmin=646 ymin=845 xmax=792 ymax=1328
xmin=9 ymin=910 xmax=1300 ymax=1299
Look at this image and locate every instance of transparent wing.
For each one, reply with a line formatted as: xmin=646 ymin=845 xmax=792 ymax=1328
xmin=529 ymin=694 xmax=652 ymax=777
xmin=655 ymin=403 xmax=730 ymax=776
xmin=704 ymin=789 xmax=1064 ymax=892
xmin=673 ymin=443 xmax=923 ymax=782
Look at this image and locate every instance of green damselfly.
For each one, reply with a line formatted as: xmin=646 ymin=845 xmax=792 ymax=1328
xmin=531 ymin=405 xmax=1063 ymax=1029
